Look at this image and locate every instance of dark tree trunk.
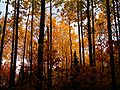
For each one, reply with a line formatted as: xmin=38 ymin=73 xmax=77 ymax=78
xmin=80 ymin=0 xmax=85 ymax=66
xmin=65 ymin=43 xmax=68 ymax=81
xmin=47 ymin=26 xmax=50 ymax=90
xmin=0 ymin=0 xmax=9 ymax=70
xmin=106 ymin=0 xmax=116 ymax=89
xmin=77 ymin=0 xmax=82 ymax=65
xmin=37 ymin=0 xmax=45 ymax=89
xmin=61 ymin=32 xmax=64 ymax=74
xmin=68 ymin=21 xmax=73 ymax=68
xmin=29 ymin=0 xmax=34 ymax=87
xmin=48 ymin=0 xmax=53 ymax=89
xmin=9 ymin=0 xmax=16 ymax=88
xmin=73 ymin=51 xmax=79 ymax=77
xmin=87 ymin=0 xmax=93 ymax=67
xmin=21 ymin=7 xmax=30 ymax=86
xmin=112 ymin=0 xmax=120 ymax=61
xmin=92 ymin=0 xmax=96 ymax=67
xmin=12 ymin=0 xmax=20 ymax=87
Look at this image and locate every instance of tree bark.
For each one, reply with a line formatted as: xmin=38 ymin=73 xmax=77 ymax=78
xmin=106 ymin=0 xmax=116 ymax=89
xmin=9 ymin=0 xmax=16 ymax=88
xmin=92 ymin=0 xmax=96 ymax=67
xmin=0 ymin=0 xmax=9 ymax=70
xmin=112 ymin=0 xmax=120 ymax=61
xmin=80 ymin=0 xmax=85 ymax=66
xmin=37 ymin=0 xmax=45 ymax=89
xmin=12 ymin=0 xmax=20 ymax=87
xmin=87 ymin=0 xmax=93 ymax=67
xmin=69 ymin=21 xmax=73 ymax=68
xmin=77 ymin=0 xmax=82 ymax=65
xmin=47 ymin=26 xmax=50 ymax=90
xmin=29 ymin=0 xmax=34 ymax=87
xmin=48 ymin=0 xmax=53 ymax=89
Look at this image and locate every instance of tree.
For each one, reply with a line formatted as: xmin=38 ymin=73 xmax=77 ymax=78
xmin=47 ymin=26 xmax=50 ymax=89
xmin=87 ymin=0 xmax=93 ymax=67
xmin=9 ymin=0 xmax=16 ymax=88
xmin=12 ymin=0 xmax=20 ymax=87
xmin=0 ymin=0 xmax=9 ymax=70
xmin=21 ymin=6 xmax=30 ymax=86
xmin=112 ymin=0 xmax=120 ymax=61
xmin=106 ymin=0 xmax=116 ymax=89
xmin=80 ymin=0 xmax=85 ymax=66
xmin=77 ymin=0 xmax=82 ymax=65
xmin=48 ymin=0 xmax=53 ymax=89
xmin=68 ymin=21 xmax=73 ymax=68
xmin=92 ymin=0 xmax=96 ymax=67
xmin=29 ymin=0 xmax=34 ymax=87
xmin=37 ymin=0 xmax=45 ymax=89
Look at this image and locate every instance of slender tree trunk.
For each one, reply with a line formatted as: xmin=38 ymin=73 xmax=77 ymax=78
xmin=9 ymin=0 xmax=16 ymax=88
xmin=106 ymin=0 xmax=116 ymax=89
xmin=21 ymin=7 xmax=30 ymax=85
xmin=47 ymin=26 xmax=50 ymax=89
xmin=68 ymin=21 xmax=73 ymax=68
xmin=87 ymin=0 xmax=93 ymax=67
xmin=112 ymin=0 xmax=120 ymax=61
xmin=73 ymin=51 xmax=78 ymax=77
xmin=65 ymin=43 xmax=68 ymax=81
xmin=92 ymin=0 xmax=96 ymax=67
xmin=48 ymin=0 xmax=53 ymax=89
xmin=80 ymin=0 xmax=85 ymax=66
xmin=77 ymin=0 xmax=82 ymax=65
xmin=12 ymin=0 xmax=20 ymax=87
xmin=0 ymin=0 xmax=9 ymax=70
xmin=29 ymin=0 xmax=34 ymax=87
xmin=61 ymin=33 xmax=64 ymax=74
xmin=91 ymin=1 xmax=97 ymax=87
xmin=37 ymin=0 xmax=45 ymax=89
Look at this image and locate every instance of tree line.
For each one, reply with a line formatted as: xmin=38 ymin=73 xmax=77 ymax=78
xmin=0 ymin=0 xmax=120 ymax=90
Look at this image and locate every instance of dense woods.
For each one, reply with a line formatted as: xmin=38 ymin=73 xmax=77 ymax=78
xmin=0 ymin=0 xmax=120 ymax=90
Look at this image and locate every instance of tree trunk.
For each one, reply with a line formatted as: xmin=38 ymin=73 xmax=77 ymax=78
xmin=80 ymin=0 xmax=85 ymax=66
xmin=106 ymin=0 xmax=116 ymax=89
xmin=61 ymin=32 xmax=64 ymax=74
xmin=9 ymin=0 xmax=16 ymax=88
xmin=112 ymin=0 xmax=120 ymax=61
xmin=0 ymin=0 xmax=9 ymax=70
xmin=69 ymin=21 xmax=73 ymax=68
xmin=12 ymin=0 xmax=20 ymax=87
xmin=65 ymin=42 xmax=68 ymax=81
xmin=47 ymin=26 xmax=50 ymax=89
xmin=92 ymin=0 xmax=96 ymax=67
xmin=87 ymin=0 xmax=93 ymax=67
xmin=20 ymin=6 xmax=30 ymax=86
xmin=48 ymin=0 xmax=53 ymax=89
xmin=77 ymin=0 xmax=82 ymax=65
xmin=29 ymin=0 xmax=34 ymax=87
xmin=37 ymin=0 xmax=45 ymax=89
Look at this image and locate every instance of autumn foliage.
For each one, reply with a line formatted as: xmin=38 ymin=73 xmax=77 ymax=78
xmin=0 ymin=0 xmax=120 ymax=90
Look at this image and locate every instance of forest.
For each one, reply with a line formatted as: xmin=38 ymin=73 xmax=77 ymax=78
xmin=0 ymin=0 xmax=120 ymax=90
